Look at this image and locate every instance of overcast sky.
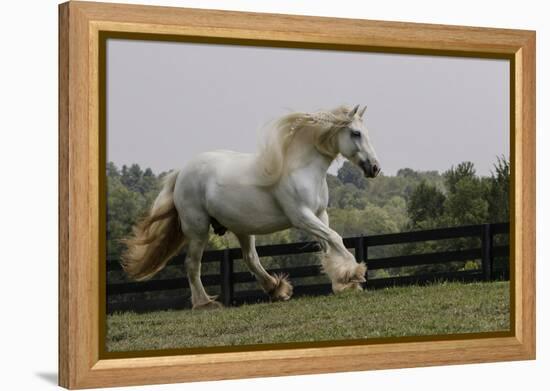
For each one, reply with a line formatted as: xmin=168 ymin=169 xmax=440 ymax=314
xmin=107 ymin=39 xmax=509 ymax=176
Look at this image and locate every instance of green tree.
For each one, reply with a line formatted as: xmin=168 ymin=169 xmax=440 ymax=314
xmin=486 ymin=156 xmax=510 ymax=223
xmin=442 ymin=178 xmax=488 ymax=226
xmin=106 ymin=163 xmax=161 ymax=258
xmin=107 ymin=176 xmax=150 ymax=257
xmin=331 ymin=183 xmax=368 ymax=209
xmin=337 ymin=161 xmax=367 ymax=189
xmin=407 ymin=181 xmax=446 ymax=227
xmin=396 ymin=168 xmax=420 ymax=180
xmin=444 ymin=161 xmax=476 ymax=194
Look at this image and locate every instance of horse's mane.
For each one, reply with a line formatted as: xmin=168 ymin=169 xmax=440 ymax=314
xmin=255 ymin=106 xmax=355 ymax=186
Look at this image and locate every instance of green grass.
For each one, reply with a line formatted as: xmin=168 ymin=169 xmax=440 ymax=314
xmin=106 ymin=281 xmax=510 ymax=352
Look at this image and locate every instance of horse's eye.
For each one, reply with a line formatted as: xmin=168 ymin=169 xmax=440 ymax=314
xmin=350 ymin=130 xmax=361 ymax=138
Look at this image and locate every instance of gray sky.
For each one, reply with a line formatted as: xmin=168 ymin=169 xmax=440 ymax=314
xmin=107 ymin=39 xmax=509 ymax=176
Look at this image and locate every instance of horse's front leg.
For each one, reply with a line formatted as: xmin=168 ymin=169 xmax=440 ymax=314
xmin=317 ymin=209 xmax=330 ymax=253
xmin=290 ymin=208 xmax=366 ymax=293
xmin=236 ymin=234 xmax=293 ymax=301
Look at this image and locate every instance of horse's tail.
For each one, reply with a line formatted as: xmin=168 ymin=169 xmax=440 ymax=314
xmin=121 ymin=170 xmax=185 ymax=281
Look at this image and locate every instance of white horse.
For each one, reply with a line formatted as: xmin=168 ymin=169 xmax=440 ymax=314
xmin=122 ymin=105 xmax=381 ymax=309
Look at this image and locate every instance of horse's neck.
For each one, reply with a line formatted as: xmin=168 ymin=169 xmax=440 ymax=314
xmin=285 ymin=138 xmax=334 ymax=180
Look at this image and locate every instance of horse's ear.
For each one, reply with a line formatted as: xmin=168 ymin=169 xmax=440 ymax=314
xmin=349 ymin=104 xmax=360 ymax=118
xmin=358 ymin=105 xmax=367 ymax=118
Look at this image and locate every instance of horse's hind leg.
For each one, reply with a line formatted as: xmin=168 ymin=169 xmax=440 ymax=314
xmin=180 ymin=211 xmax=222 ymax=309
xmin=236 ymin=234 xmax=293 ymax=301
xmin=185 ymin=237 xmax=222 ymax=309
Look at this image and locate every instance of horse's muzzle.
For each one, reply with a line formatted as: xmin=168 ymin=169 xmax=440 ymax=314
xmin=359 ymin=160 xmax=381 ymax=178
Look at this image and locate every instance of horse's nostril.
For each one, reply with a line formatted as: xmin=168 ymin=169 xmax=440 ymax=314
xmin=372 ymin=164 xmax=379 ymax=175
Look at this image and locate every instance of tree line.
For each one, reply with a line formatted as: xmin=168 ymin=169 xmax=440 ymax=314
xmin=107 ymin=157 xmax=509 ymax=280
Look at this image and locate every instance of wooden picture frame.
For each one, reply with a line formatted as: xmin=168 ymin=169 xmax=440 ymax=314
xmin=58 ymin=1 xmax=536 ymax=388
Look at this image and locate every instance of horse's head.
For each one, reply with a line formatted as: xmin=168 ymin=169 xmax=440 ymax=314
xmin=336 ymin=105 xmax=381 ymax=178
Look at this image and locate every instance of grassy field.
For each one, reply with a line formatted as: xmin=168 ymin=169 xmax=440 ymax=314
xmin=106 ymin=281 xmax=509 ymax=352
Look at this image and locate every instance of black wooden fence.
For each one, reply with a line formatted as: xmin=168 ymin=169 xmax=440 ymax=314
xmin=107 ymin=222 xmax=509 ymax=313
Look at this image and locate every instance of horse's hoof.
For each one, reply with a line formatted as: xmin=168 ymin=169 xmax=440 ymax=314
xmin=268 ymin=273 xmax=293 ymax=301
xmin=192 ymin=300 xmax=224 ymax=310
xmin=332 ymin=281 xmax=364 ymax=294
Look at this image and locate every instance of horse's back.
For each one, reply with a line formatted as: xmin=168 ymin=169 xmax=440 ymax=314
xmin=174 ymin=150 xmax=290 ymax=235
xmin=174 ymin=150 xmax=250 ymax=199
xmin=179 ymin=150 xmax=256 ymax=183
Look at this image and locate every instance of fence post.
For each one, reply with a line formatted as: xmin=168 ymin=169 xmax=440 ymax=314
xmin=481 ymin=224 xmax=493 ymax=281
xmin=355 ymin=236 xmax=367 ymax=288
xmin=221 ymin=249 xmax=234 ymax=306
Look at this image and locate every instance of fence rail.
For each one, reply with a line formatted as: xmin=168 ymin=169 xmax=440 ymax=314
xmin=107 ymin=222 xmax=509 ymax=313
